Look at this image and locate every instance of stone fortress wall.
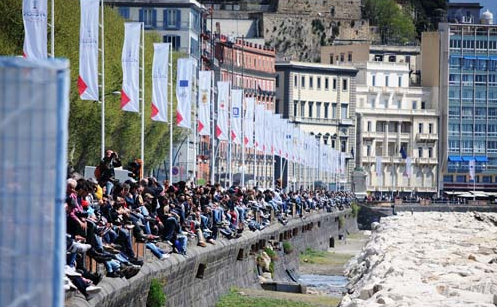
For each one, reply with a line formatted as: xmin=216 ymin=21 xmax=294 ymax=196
xmin=66 ymin=210 xmax=357 ymax=307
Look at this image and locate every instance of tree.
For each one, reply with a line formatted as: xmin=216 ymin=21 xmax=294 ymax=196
xmin=0 ymin=0 xmax=184 ymax=173
xmin=363 ymin=0 xmax=416 ymax=45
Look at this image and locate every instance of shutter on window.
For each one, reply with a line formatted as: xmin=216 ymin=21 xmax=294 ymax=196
xmin=176 ymin=36 xmax=181 ymax=49
xmin=176 ymin=10 xmax=181 ymax=29
xmin=152 ymin=9 xmax=157 ymax=28
xmin=163 ymin=9 xmax=168 ymax=29
xmin=139 ymin=8 xmax=144 ymax=22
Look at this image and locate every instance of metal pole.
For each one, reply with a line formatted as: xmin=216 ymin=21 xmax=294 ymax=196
xmin=169 ymin=44 xmax=173 ymax=181
xmin=241 ymin=37 xmax=245 ymax=187
xmin=100 ymin=0 xmax=105 ymax=158
xmin=193 ymin=62 xmax=197 ymax=184
xmin=210 ymin=71 xmax=215 ymax=184
xmin=140 ymin=22 xmax=145 ymax=171
xmin=50 ymin=0 xmax=54 ymax=58
xmin=272 ymin=154 xmax=276 ymax=190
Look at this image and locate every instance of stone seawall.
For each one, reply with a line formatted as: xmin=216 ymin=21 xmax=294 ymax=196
xmin=66 ymin=210 xmax=357 ymax=307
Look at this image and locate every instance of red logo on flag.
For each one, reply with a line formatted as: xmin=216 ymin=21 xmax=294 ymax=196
xmin=244 ymin=137 xmax=249 ymax=145
xmin=215 ymin=126 xmax=222 ymax=138
xmin=176 ymin=111 xmax=183 ymax=124
xmin=151 ymin=103 xmax=159 ymax=118
xmin=120 ymin=90 xmax=130 ymax=109
xmin=78 ymin=76 xmax=88 ymax=96
xmin=197 ymin=120 xmax=204 ymax=132
xmin=231 ymin=131 xmax=236 ymax=140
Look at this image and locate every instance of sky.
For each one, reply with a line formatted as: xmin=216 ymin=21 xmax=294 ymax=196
xmin=450 ymin=0 xmax=497 ymax=18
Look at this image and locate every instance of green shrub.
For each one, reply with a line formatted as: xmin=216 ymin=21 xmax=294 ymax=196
xmin=264 ymin=247 xmax=278 ymax=261
xmin=338 ymin=216 xmax=345 ymax=229
xmin=282 ymin=242 xmax=293 ymax=254
xmin=147 ymin=278 xmax=166 ymax=307
xmin=351 ymin=202 xmax=361 ymax=218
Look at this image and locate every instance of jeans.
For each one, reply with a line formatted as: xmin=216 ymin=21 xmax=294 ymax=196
xmin=174 ymin=234 xmax=188 ymax=254
xmin=115 ymin=228 xmax=135 ymax=259
xmin=146 ymin=242 xmax=167 ymax=259
xmin=104 ymin=259 xmax=120 ymax=273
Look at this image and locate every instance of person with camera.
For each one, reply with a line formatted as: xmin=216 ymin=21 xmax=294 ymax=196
xmin=97 ymin=150 xmax=122 ymax=196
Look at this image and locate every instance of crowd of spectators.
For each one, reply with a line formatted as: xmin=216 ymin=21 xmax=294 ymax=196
xmin=64 ymin=150 xmax=356 ymax=299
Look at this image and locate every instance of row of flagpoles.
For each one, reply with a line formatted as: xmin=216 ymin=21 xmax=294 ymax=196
xmin=23 ymin=0 xmax=349 ymax=188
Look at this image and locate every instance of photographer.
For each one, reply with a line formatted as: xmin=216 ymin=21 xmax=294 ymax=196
xmin=97 ymin=150 xmax=122 ymax=196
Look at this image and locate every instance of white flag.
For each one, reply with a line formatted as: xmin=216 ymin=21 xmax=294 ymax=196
xmin=216 ymin=81 xmax=230 ymax=140
xmin=469 ymin=159 xmax=475 ymax=181
xmin=121 ymin=22 xmax=141 ymax=112
xmin=404 ymin=157 xmax=412 ymax=178
xmin=23 ymin=0 xmax=48 ymax=60
xmin=231 ymin=89 xmax=243 ymax=144
xmin=176 ymin=58 xmax=193 ymax=128
xmin=198 ymin=71 xmax=211 ymax=135
xmin=244 ymin=97 xmax=255 ymax=148
xmin=263 ymin=110 xmax=272 ymax=154
xmin=254 ymin=104 xmax=264 ymax=150
xmin=376 ymin=156 xmax=382 ymax=177
xmin=151 ymin=43 xmax=170 ymax=122
xmin=78 ymin=0 xmax=100 ymax=100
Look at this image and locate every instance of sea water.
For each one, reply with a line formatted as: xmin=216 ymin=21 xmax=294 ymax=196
xmin=298 ymin=274 xmax=348 ymax=297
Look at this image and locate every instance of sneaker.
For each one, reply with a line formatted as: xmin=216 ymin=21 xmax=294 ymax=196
xmin=68 ymin=242 xmax=92 ymax=253
xmin=160 ymin=253 xmax=170 ymax=260
xmin=121 ymin=264 xmax=141 ymax=279
xmin=85 ymin=285 xmax=102 ymax=294
xmin=64 ymin=277 xmax=77 ymax=291
xmin=65 ymin=265 xmax=82 ymax=277
xmin=129 ymin=257 xmax=144 ymax=266
xmin=198 ymin=241 xmax=207 ymax=247
xmin=106 ymin=271 xmax=120 ymax=278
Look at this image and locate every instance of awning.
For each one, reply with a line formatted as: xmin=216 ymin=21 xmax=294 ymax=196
xmin=475 ymin=156 xmax=488 ymax=162
xmin=477 ymin=56 xmax=489 ymax=60
xmin=462 ymin=156 xmax=475 ymax=162
xmin=490 ymin=56 xmax=497 ymax=61
xmin=448 ymin=156 xmax=463 ymax=162
xmin=463 ymin=55 xmax=477 ymax=60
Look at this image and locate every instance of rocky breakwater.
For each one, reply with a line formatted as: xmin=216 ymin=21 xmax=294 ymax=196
xmin=341 ymin=212 xmax=497 ymax=306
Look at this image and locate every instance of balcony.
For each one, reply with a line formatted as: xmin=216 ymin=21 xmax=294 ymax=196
xmin=362 ymin=131 xmax=380 ymax=139
xmin=415 ymin=157 xmax=438 ymax=165
xmin=340 ymin=118 xmax=354 ymax=126
xmin=292 ymin=116 xmax=340 ymax=125
xmin=416 ymin=133 xmax=438 ymax=142
xmin=356 ymin=107 xmax=438 ymax=117
xmin=415 ymin=187 xmax=437 ymax=193
xmin=362 ymin=156 xmax=376 ymax=163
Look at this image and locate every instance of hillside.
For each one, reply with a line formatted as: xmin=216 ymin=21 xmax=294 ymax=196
xmin=0 ymin=0 xmax=183 ymax=172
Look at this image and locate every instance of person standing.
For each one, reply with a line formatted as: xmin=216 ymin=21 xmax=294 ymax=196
xmin=97 ymin=150 xmax=122 ymax=196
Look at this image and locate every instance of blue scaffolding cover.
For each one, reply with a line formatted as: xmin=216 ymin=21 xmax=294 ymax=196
xmin=475 ymin=156 xmax=488 ymax=162
xmin=462 ymin=156 xmax=475 ymax=162
xmin=448 ymin=156 xmax=463 ymax=162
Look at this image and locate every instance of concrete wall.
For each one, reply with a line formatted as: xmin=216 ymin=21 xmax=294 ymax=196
xmin=66 ymin=210 xmax=357 ymax=307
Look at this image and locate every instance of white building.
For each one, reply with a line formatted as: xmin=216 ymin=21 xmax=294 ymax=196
xmin=355 ymin=60 xmax=439 ymax=196
xmin=107 ymin=0 xmax=204 ymax=57
xmin=275 ymin=61 xmax=358 ymax=190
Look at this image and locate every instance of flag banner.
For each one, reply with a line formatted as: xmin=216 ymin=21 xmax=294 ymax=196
xmin=404 ymin=157 xmax=412 ymax=178
xmin=273 ymin=114 xmax=282 ymax=156
xmin=121 ymin=22 xmax=141 ymax=112
xmin=340 ymin=153 xmax=346 ymax=175
xmin=284 ymin=122 xmax=292 ymax=159
xmin=151 ymin=43 xmax=170 ymax=122
xmin=230 ymin=89 xmax=243 ymax=144
xmin=176 ymin=58 xmax=193 ymax=128
xmin=23 ymin=0 xmax=48 ymax=60
xmin=254 ymin=104 xmax=264 ymax=150
xmin=376 ymin=156 xmax=382 ymax=177
xmin=78 ymin=0 xmax=100 ymax=100
xmin=216 ymin=81 xmax=230 ymax=140
xmin=263 ymin=110 xmax=272 ymax=154
xmin=198 ymin=70 xmax=212 ymax=135
xmin=244 ymin=97 xmax=255 ymax=148
xmin=469 ymin=159 xmax=475 ymax=181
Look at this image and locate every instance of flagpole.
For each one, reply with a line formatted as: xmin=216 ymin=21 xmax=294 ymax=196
xmin=193 ymin=63 xmax=198 ymax=184
xmin=169 ymin=44 xmax=173 ymax=181
xmin=99 ymin=0 xmax=105 ymax=159
xmin=50 ymin=0 xmax=54 ymax=58
xmin=241 ymin=92 xmax=245 ymax=187
xmin=210 ymin=71 xmax=215 ymax=184
xmin=140 ymin=22 xmax=145 ymax=171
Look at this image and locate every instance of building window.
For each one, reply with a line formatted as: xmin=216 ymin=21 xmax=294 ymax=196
xmin=316 ymin=102 xmax=321 ymax=118
xmin=376 ymin=121 xmax=385 ymax=132
xmin=300 ymin=102 xmax=305 ymax=117
xmin=483 ymin=176 xmax=492 ymax=183
xmin=418 ymin=123 xmax=423 ymax=133
xmin=332 ymin=103 xmax=337 ymax=119
xmin=398 ymin=76 xmax=402 ymax=87
xmin=324 ymin=103 xmax=329 ymax=119
xmin=421 ymin=101 xmax=426 ymax=109
xmin=340 ymin=53 xmax=345 ymax=62
xmin=456 ymin=175 xmax=466 ymax=183
xmin=140 ymin=8 xmax=157 ymax=29
xmin=317 ymin=77 xmax=321 ymax=89
xmin=329 ymin=54 xmax=334 ymax=64
xmin=341 ymin=104 xmax=348 ymax=119
xmin=348 ymin=53 xmax=352 ymax=62
xmin=428 ymin=123 xmax=433 ymax=134
xmin=341 ymin=140 xmax=347 ymax=152
xmin=342 ymin=79 xmax=348 ymax=91
xmin=163 ymin=35 xmax=181 ymax=50
xmin=412 ymin=101 xmax=417 ymax=109
xmin=372 ymin=75 xmax=376 ymax=86
xmin=308 ymin=102 xmax=314 ymax=117
xmin=401 ymin=122 xmax=411 ymax=133
xmin=294 ymin=74 xmax=298 ymax=86
xmin=309 ymin=77 xmax=313 ymax=89
xmin=418 ymin=147 xmax=423 ymax=158
xmin=301 ymin=76 xmax=305 ymax=88
xmin=428 ymin=148 xmax=433 ymax=158
xmin=163 ymin=9 xmax=180 ymax=29
xmin=275 ymin=99 xmax=280 ymax=113
xmin=331 ymin=139 xmax=336 ymax=149
xmin=367 ymin=121 xmax=372 ymax=132
xmin=385 ymin=75 xmax=389 ymax=86
xmin=325 ymin=77 xmax=329 ymax=90
xmin=333 ymin=78 xmax=337 ymax=90
xmin=366 ymin=145 xmax=371 ymax=156
xmin=443 ymin=175 xmax=453 ymax=182
xmin=275 ymin=75 xmax=279 ymax=88
xmin=293 ymin=101 xmax=298 ymax=117
xmin=118 ymin=7 xmax=130 ymax=19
